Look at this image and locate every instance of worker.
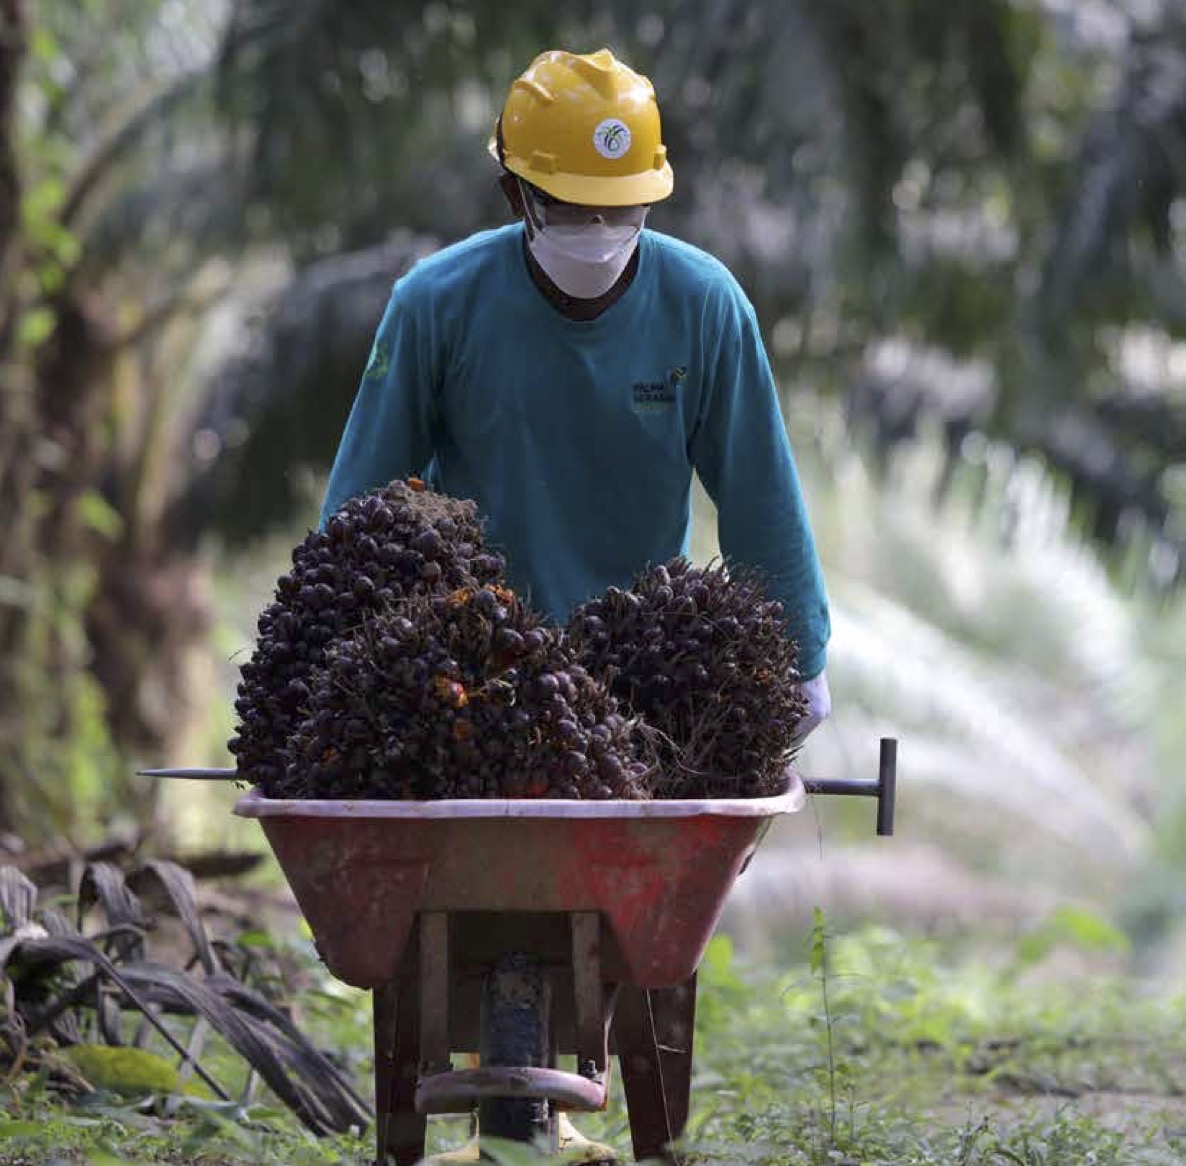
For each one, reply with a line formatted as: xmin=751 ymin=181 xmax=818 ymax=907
xmin=320 ymin=48 xmax=832 ymax=1165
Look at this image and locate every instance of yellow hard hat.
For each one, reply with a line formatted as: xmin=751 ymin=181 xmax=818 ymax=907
xmin=489 ymin=48 xmax=674 ymax=207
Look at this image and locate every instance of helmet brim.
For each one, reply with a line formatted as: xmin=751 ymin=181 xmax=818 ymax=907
xmin=508 ymin=157 xmax=674 ymax=206
xmin=490 ymin=136 xmax=674 ymax=206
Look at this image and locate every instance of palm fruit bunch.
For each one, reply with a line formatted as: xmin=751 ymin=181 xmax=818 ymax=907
xmin=229 ymin=478 xmax=655 ymax=800
xmin=280 ymin=586 xmax=655 ymax=800
xmin=566 ymin=558 xmax=806 ymax=798
xmin=227 ymin=479 xmax=505 ymax=792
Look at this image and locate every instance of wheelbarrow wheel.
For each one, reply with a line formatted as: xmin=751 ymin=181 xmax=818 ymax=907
xmin=478 ymin=952 xmax=554 ymax=1152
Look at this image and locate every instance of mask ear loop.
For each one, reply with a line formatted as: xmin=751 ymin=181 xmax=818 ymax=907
xmin=498 ymin=117 xmax=546 ymax=242
xmin=517 ymin=178 xmax=546 ymax=241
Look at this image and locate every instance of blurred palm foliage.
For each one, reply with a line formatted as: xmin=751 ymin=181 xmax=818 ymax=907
xmin=2 ymin=0 xmax=1186 ymax=889
xmin=697 ymin=403 xmax=1184 ymax=944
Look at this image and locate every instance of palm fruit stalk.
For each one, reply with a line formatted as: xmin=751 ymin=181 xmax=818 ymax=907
xmin=567 ymin=557 xmax=806 ymax=798
xmin=227 ymin=479 xmax=505 ymax=792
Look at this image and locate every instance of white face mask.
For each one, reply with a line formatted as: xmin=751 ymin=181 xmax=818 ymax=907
xmin=520 ymin=181 xmax=647 ymax=300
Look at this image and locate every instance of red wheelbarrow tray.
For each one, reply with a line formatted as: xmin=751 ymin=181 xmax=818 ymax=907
xmin=234 ymin=773 xmax=805 ymax=990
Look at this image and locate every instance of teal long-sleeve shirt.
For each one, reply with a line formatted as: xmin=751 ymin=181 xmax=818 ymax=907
xmin=319 ymin=224 xmax=831 ymax=679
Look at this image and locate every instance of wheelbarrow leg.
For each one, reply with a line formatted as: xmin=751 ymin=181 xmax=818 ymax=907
xmin=373 ymin=960 xmax=425 ymax=1166
xmin=615 ymin=974 xmax=697 ymax=1165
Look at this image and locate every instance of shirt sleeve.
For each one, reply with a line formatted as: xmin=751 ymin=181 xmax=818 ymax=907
xmin=689 ymin=284 xmax=831 ymax=679
xmin=318 ymin=277 xmax=439 ymax=528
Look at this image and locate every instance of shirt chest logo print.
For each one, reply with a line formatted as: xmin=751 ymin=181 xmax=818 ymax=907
xmin=632 ymin=365 xmax=687 ymax=413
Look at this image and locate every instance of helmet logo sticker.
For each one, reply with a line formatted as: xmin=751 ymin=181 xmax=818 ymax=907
xmin=593 ymin=118 xmax=632 ymax=159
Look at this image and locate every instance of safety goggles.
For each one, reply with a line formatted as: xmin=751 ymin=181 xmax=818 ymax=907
xmin=520 ymin=181 xmax=648 ymax=231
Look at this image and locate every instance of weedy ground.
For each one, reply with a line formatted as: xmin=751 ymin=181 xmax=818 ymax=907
xmin=2 ymin=913 xmax=1185 ymax=1165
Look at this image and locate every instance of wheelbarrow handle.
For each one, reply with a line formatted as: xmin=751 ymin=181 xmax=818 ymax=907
xmin=800 ymin=736 xmax=897 ymax=837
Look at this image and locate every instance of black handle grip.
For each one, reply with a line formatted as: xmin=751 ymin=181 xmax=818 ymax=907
xmin=876 ymin=737 xmax=897 ymax=837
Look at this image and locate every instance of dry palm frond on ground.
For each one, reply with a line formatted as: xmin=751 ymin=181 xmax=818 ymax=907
xmin=0 ymin=863 xmax=369 ymax=1136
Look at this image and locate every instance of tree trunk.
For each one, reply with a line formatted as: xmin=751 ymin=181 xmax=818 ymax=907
xmin=0 ymin=2 xmax=21 ymax=292
xmin=0 ymin=0 xmax=28 ymax=834
xmin=0 ymin=5 xmax=216 ymax=845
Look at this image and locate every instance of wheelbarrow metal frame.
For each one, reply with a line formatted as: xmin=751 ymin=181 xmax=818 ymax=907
xmin=235 ymin=782 xmax=805 ymax=1164
xmin=413 ymin=911 xmax=610 ymax=1115
xmin=366 ymin=910 xmax=700 ymax=1165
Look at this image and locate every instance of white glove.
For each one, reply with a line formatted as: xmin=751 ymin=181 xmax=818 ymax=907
xmin=794 ymin=670 xmax=831 ymax=744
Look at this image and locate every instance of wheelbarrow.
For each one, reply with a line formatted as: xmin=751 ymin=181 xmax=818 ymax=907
xmin=147 ymin=740 xmax=896 ymax=1164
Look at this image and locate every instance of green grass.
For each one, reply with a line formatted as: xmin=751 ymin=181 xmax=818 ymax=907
xmin=673 ymin=923 xmax=1186 ymax=1164
xmin=2 ymin=919 xmax=1186 ymax=1165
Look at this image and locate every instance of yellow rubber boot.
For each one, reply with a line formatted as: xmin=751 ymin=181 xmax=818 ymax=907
xmin=419 ymin=1115 xmax=616 ymax=1164
xmin=557 ymin=1112 xmax=619 ymax=1164
xmin=420 ymin=1102 xmax=479 ymax=1163
xmin=419 ymin=1133 xmax=480 ymax=1163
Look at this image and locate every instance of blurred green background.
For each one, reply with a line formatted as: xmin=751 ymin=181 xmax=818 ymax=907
xmin=3 ymin=0 xmax=1186 ymax=969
